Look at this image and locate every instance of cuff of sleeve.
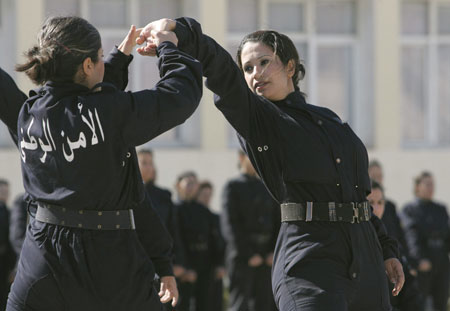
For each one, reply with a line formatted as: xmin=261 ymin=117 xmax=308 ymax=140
xmin=382 ymin=247 xmax=400 ymax=261
xmin=154 ymin=260 xmax=174 ymax=277
xmin=174 ymin=19 xmax=191 ymax=48
xmin=105 ymin=46 xmax=134 ymax=68
xmin=156 ymin=41 xmax=178 ymax=57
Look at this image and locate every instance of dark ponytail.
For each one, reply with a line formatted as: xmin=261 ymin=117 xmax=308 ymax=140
xmin=16 ymin=16 xmax=101 ymax=85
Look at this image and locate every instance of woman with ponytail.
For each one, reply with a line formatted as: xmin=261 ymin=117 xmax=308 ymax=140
xmin=6 ymin=16 xmax=202 ymax=311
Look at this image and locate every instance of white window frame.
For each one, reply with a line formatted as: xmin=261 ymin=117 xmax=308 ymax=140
xmin=401 ymin=0 xmax=450 ymax=148
xmin=226 ymin=0 xmax=374 ymax=147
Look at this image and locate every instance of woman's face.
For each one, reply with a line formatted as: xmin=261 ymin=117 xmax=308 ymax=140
xmin=416 ymin=176 xmax=434 ymax=200
xmin=240 ymin=41 xmax=295 ymax=101
xmin=368 ymin=188 xmax=385 ymax=219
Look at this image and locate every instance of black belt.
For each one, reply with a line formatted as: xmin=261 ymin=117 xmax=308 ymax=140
xmin=280 ymin=201 xmax=371 ymax=223
xmin=34 ymin=203 xmax=136 ymax=230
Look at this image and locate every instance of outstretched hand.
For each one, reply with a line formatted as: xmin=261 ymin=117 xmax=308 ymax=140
xmin=159 ymin=276 xmax=179 ymax=307
xmin=118 ymin=25 xmax=143 ymax=56
xmin=385 ymin=258 xmax=405 ymax=296
xmin=136 ymin=18 xmax=177 ymax=56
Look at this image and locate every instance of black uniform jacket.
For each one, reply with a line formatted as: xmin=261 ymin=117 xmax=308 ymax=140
xmin=0 ymin=44 xmax=202 ymax=277
xmin=221 ymin=174 xmax=280 ymax=262
xmin=173 ymin=17 xmax=398 ymax=263
xmin=401 ymin=199 xmax=450 ymax=263
xmin=176 ymin=200 xmax=217 ymax=271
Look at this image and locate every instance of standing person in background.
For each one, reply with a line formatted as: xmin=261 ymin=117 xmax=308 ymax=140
xmin=196 ymin=181 xmax=226 ymax=311
xmin=368 ymin=181 xmax=423 ymax=311
xmin=0 ymin=179 xmax=15 ymax=311
xmin=221 ymin=151 xmax=279 ymax=311
xmin=175 ymin=172 xmax=215 ymax=311
xmin=368 ymin=160 xmax=412 ymax=267
xmin=401 ymin=172 xmax=450 ymax=311
xmin=138 ymin=149 xmax=186 ymax=278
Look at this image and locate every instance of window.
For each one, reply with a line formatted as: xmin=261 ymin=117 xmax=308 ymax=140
xmin=401 ymin=0 xmax=450 ymax=147
xmin=43 ymin=0 xmax=200 ymax=148
xmin=226 ymin=0 xmax=373 ymax=147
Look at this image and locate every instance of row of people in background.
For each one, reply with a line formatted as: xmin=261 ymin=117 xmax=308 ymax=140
xmin=368 ymin=161 xmax=450 ymax=311
xmin=137 ymin=149 xmax=279 ymax=311
xmin=1 ymin=153 xmax=448 ymax=311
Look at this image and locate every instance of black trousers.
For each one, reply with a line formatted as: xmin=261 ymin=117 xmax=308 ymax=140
xmin=272 ymin=221 xmax=392 ymax=311
xmin=416 ymin=256 xmax=449 ymax=311
xmin=7 ymin=218 xmax=163 ymax=311
xmin=207 ymin=275 xmax=223 ymax=311
xmin=177 ymin=269 xmax=212 ymax=311
xmin=227 ymin=261 xmax=276 ymax=311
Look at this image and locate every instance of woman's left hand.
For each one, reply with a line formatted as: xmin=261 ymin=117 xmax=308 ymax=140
xmin=118 ymin=25 xmax=143 ymax=56
xmin=384 ymin=258 xmax=405 ymax=296
xmin=159 ymin=276 xmax=179 ymax=307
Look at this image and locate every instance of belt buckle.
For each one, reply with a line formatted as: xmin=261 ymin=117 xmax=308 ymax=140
xmin=351 ymin=202 xmax=359 ymax=224
xmin=305 ymin=202 xmax=313 ymax=222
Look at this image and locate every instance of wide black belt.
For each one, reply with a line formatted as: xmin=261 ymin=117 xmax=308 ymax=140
xmin=280 ymin=201 xmax=371 ymax=223
xmin=34 ymin=203 xmax=136 ymax=230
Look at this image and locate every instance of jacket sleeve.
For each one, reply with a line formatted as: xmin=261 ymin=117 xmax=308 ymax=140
xmin=114 ymin=41 xmax=203 ymax=147
xmin=103 ymin=47 xmax=134 ymax=91
xmin=370 ymin=215 xmax=399 ymax=260
xmin=0 ymin=68 xmax=27 ymax=142
xmin=134 ymin=191 xmax=174 ymax=277
xmin=221 ymin=181 xmax=254 ymax=260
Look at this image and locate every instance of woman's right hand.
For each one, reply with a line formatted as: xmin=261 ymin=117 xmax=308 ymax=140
xmin=136 ymin=18 xmax=176 ymax=56
xmin=418 ymin=259 xmax=432 ymax=272
xmin=136 ymin=30 xmax=178 ymax=56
